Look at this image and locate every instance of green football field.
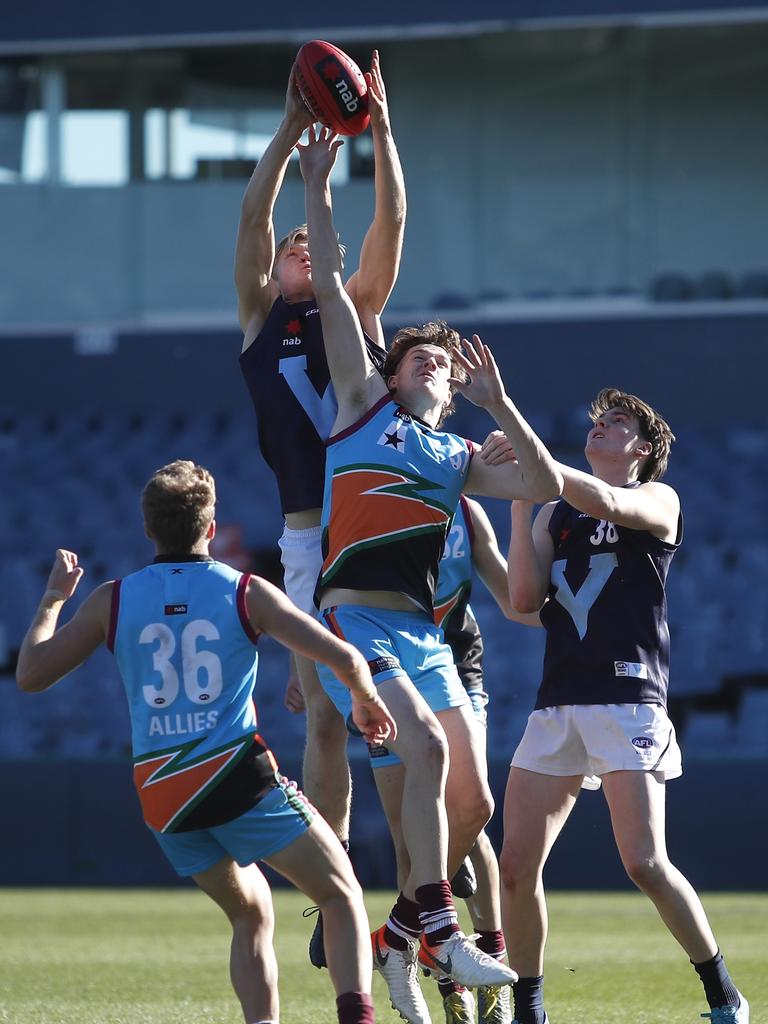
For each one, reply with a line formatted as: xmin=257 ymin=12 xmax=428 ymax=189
xmin=1 ymin=888 xmax=765 ymax=1024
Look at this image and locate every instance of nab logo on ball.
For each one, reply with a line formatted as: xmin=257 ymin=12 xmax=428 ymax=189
xmin=317 ymin=56 xmax=360 ymax=114
xmin=295 ymin=40 xmax=370 ymax=136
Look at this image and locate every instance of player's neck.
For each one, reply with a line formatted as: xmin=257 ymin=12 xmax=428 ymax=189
xmin=589 ymin=457 xmax=640 ymax=487
xmin=396 ymin=393 xmax=442 ymax=429
xmin=280 ymin=284 xmax=315 ymax=304
xmin=154 ymin=543 xmax=211 ymax=558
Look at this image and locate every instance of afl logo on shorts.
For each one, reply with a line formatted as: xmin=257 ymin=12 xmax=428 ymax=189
xmin=632 ymin=736 xmax=653 ymax=749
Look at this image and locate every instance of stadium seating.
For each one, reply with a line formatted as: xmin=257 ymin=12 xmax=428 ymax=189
xmin=692 ymin=271 xmax=734 ymax=301
xmin=734 ymin=271 xmax=768 ymax=299
xmin=649 ymin=272 xmax=694 ymax=302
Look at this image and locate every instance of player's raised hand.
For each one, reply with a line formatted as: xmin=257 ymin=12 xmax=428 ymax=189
xmin=481 ymin=429 xmax=518 ymax=466
xmin=450 ymin=335 xmax=507 ymax=411
xmin=284 ymin=64 xmax=314 ymax=132
xmin=297 ymin=124 xmax=344 ymax=185
xmin=45 ymin=549 xmax=84 ymax=602
xmin=365 ymin=50 xmax=390 ymax=132
xmin=351 ymin=692 xmax=397 ymax=746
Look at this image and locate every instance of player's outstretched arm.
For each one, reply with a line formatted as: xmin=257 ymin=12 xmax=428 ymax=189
xmin=245 ymin=575 xmax=396 ymax=745
xmin=16 ymin=550 xmax=111 ymax=692
xmin=346 ymin=50 xmax=406 ymax=346
xmin=456 ymin=336 xmax=563 ymax=503
xmin=508 ymin=501 xmax=556 ymax=614
xmin=298 ymin=125 xmax=387 ymax=431
xmin=235 ymin=67 xmax=313 ymax=340
xmin=558 ymin=464 xmax=680 ymax=541
xmin=466 ymin=497 xmax=542 ymax=627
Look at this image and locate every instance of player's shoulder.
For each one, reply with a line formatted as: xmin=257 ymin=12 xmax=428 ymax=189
xmin=535 ymin=499 xmax=562 ymax=526
xmin=240 ymin=290 xmax=283 ymax=354
xmin=89 ymin=580 xmax=118 ymax=607
xmin=83 ymin=580 xmax=120 ymax=646
xmin=461 ymin=494 xmax=480 ymax=518
xmin=636 ymin=478 xmax=678 ymax=496
xmin=634 ymin=479 xmax=681 ymax=509
xmin=461 ymin=495 xmax=490 ymax=532
xmin=243 ymin=572 xmax=282 ymax=603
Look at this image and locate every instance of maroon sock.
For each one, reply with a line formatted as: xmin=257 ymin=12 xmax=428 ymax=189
xmin=476 ymin=929 xmax=506 ymax=959
xmin=384 ymin=892 xmax=421 ymax=951
xmin=337 ymin=991 xmax=375 ymax=1024
xmin=438 ymin=978 xmax=461 ymax=997
xmin=415 ymin=880 xmax=460 ymax=944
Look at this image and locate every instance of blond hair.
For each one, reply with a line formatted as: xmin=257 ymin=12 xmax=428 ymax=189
xmin=141 ymin=460 xmax=216 ymax=552
xmin=589 ymin=388 xmax=675 ymax=482
xmin=273 ymin=223 xmax=346 ymax=273
xmin=383 ymin=321 xmax=467 ymax=427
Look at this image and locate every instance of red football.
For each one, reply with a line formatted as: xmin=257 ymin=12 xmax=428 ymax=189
xmin=294 ymin=40 xmax=370 ymax=137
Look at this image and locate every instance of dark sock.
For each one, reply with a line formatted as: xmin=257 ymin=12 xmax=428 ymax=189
xmin=475 ymin=929 xmax=506 ymax=960
xmin=437 ymin=978 xmax=460 ymax=997
xmin=416 ymin=880 xmax=460 ymax=944
xmin=692 ymin=951 xmax=740 ymax=1009
xmin=384 ymin=892 xmax=421 ymax=951
xmin=512 ymin=975 xmax=545 ymax=1024
xmin=336 ymin=991 xmax=375 ymax=1024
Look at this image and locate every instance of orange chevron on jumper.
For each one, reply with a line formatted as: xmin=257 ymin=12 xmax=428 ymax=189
xmin=133 ymin=735 xmax=254 ymax=833
xmin=433 ymin=582 xmax=468 ymax=628
xmin=322 ymin=464 xmax=454 ymax=581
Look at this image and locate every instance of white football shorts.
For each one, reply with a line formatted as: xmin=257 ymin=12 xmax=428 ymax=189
xmin=277 ymin=524 xmax=323 ymax=616
xmin=511 ymin=703 xmax=683 ymax=791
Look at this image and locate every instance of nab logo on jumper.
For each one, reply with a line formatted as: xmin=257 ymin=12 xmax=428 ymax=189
xmin=282 ymin=317 xmax=303 ymax=346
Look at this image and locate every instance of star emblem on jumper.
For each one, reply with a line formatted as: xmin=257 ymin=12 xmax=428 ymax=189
xmin=559 ymin=528 xmax=571 ymax=543
xmin=285 ymin=318 xmax=302 ymax=336
xmin=377 ymin=421 xmax=407 ymax=451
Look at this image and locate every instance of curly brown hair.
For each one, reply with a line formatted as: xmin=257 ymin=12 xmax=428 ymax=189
xmin=141 ymin=460 xmax=216 ymax=552
xmin=383 ymin=321 xmax=467 ymax=427
xmin=589 ymin=388 xmax=676 ymax=482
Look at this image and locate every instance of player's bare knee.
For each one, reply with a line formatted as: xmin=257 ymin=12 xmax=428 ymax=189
xmin=305 ymin=699 xmax=347 ymax=744
xmin=473 ymin=783 xmax=494 ymax=829
xmin=623 ymin=852 xmax=669 ymax=892
xmin=318 ymin=863 xmax=364 ymax=911
xmin=218 ymin=888 xmax=275 ymax=933
xmin=499 ymin=842 xmax=541 ymax=893
xmin=234 ymin=901 xmax=275 ymax=938
xmin=407 ymin=724 xmax=448 ymax=779
xmin=450 ymin=785 xmax=494 ymax=838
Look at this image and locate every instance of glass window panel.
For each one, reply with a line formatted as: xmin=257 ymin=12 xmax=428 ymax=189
xmin=22 ymin=110 xmax=46 ymax=182
xmin=61 ymin=111 xmax=128 ymax=186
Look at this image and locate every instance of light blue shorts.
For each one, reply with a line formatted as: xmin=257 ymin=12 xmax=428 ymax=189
xmin=152 ymin=778 xmax=314 ymax=877
xmin=317 ymin=605 xmax=468 ymax=747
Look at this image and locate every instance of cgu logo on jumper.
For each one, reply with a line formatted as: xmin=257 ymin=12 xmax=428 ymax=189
xmin=317 ymin=57 xmax=361 ymax=116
